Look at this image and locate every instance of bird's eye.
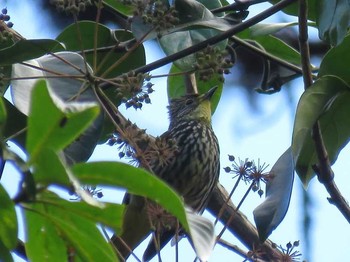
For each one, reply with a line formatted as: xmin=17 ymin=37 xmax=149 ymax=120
xmin=185 ymin=99 xmax=194 ymax=105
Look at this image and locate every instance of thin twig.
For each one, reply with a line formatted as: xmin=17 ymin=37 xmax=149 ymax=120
xmin=298 ymin=0 xmax=350 ymax=222
xmin=216 ymin=238 xmax=267 ymax=262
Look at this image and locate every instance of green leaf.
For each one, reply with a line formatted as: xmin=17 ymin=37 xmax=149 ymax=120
xmin=316 ymin=0 xmax=350 ymax=46
xmin=25 ymin=206 xmax=67 ymax=262
xmin=11 ymin=52 xmax=103 ymax=163
xmin=167 ymin=64 xmax=222 ymax=114
xmin=0 ymin=39 xmax=64 ymax=65
xmin=36 ymin=190 xmax=124 ymax=232
xmin=2 ymin=98 xmax=27 ymax=149
xmin=268 ymin=0 xmax=317 ymax=21
xmin=319 ymin=34 xmax=350 ymax=85
xmin=238 ymin=31 xmax=301 ymax=66
xmin=26 ymin=80 xmax=100 ymax=163
xmin=72 ymin=161 xmax=189 ymax=231
xmin=25 ymin=202 xmax=119 ymax=262
xmin=102 ymin=0 xmax=134 ymax=16
xmin=254 ymin=148 xmax=294 ymax=241
xmin=34 ymin=148 xmax=71 ymax=185
xmin=249 ymin=22 xmax=298 ymax=37
xmin=0 ymin=240 xmax=13 ymax=262
xmin=0 ymin=65 xmax=12 ymax=96
xmin=0 ymin=184 xmax=17 ymax=249
xmin=0 ymin=98 xmax=7 ymax=130
xmin=56 ymin=21 xmax=145 ymax=78
xmin=292 ymin=76 xmax=350 ymax=185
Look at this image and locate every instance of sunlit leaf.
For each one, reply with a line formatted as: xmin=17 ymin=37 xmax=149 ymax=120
xmin=26 ymin=80 xmax=99 ymax=163
xmin=25 ymin=202 xmax=118 ymax=262
xmin=0 ymin=184 xmax=17 ymax=249
xmin=0 ymin=39 xmax=64 ymax=65
xmin=72 ymin=161 xmax=189 ymax=231
xmin=253 ymin=148 xmax=294 ymax=241
xmin=36 ymin=190 xmax=124 ymax=232
xmin=292 ymin=76 xmax=350 ymax=185
xmin=316 ymin=0 xmax=350 ymax=46
xmin=25 ymin=206 xmax=67 ymax=262
xmin=0 ymin=240 xmax=13 ymax=262
xmin=34 ymin=147 xmax=102 ymax=208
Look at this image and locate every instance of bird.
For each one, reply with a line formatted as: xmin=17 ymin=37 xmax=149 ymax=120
xmin=111 ymin=86 xmax=220 ymax=261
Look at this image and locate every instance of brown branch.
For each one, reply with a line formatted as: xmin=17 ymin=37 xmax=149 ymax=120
xmin=207 ymin=183 xmax=282 ymax=260
xmin=298 ymin=0 xmax=350 ymax=222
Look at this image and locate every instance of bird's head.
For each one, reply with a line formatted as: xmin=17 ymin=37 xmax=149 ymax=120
xmin=168 ymin=86 xmax=218 ymax=127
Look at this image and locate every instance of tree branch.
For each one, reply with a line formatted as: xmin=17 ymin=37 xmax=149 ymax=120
xmin=132 ymin=0 xmax=298 ymax=75
xmin=298 ymin=0 xmax=350 ymax=222
xmin=207 ymin=183 xmax=282 ymax=260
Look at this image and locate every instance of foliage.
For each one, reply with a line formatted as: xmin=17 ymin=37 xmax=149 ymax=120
xmin=1 ymin=0 xmax=350 ymax=261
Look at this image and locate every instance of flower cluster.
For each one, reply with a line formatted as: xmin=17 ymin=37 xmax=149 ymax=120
xmin=223 ymin=155 xmax=271 ymax=197
xmin=50 ymin=0 xmax=92 ymax=15
xmin=0 ymin=8 xmax=14 ymax=42
xmin=194 ymin=45 xmax=234 ymax=82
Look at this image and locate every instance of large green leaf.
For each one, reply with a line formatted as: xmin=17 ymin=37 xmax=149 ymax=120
xmin=56 ymin=21 xmax=145 ymax=79
xmin=25 ymin=206 xmax=67 ymax=262
xmin=167 ymin=64 xmax=223 ymax=113
xmin=0 ymin=184 xmax=17 ymax=249
xmin=35 ymin=190 xmax=124 ymax=233
xmin=72 ymin=161 xmax=189 ymax=231
xmin=0 ymin=39 xmax=64 ymax=65
xmin=0 ymin=240 xmax=13 ymax=262
xmin=292 ymin=75 xmax=350 ymax=185
xmin=316 ymin=0 xmax=350 ymax=46
xmin=26 ymin=80 xmax=100 ymax=163
xmin=25 ymin=202 xmax=119 ymax=262
xmin=11 ymin=52 xmax=103 ymax=163
xmin=318 ymin=34 xmax=350 ymax=85
xmin=238 ymin=30 xmax=301 ymax=66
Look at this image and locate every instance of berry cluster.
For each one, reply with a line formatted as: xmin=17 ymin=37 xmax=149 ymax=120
xmin=115 ymin=72 xmax=153 ymax=110
xmin=194 ymin=45 xmax=234 ymax=82
xmin=50 ymin=0 xmax=92 ymax=14
xmin=0 ymin=8 xmax=13 ymax=42
xmin=125 ymin=0 xmax=179 ymax=35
